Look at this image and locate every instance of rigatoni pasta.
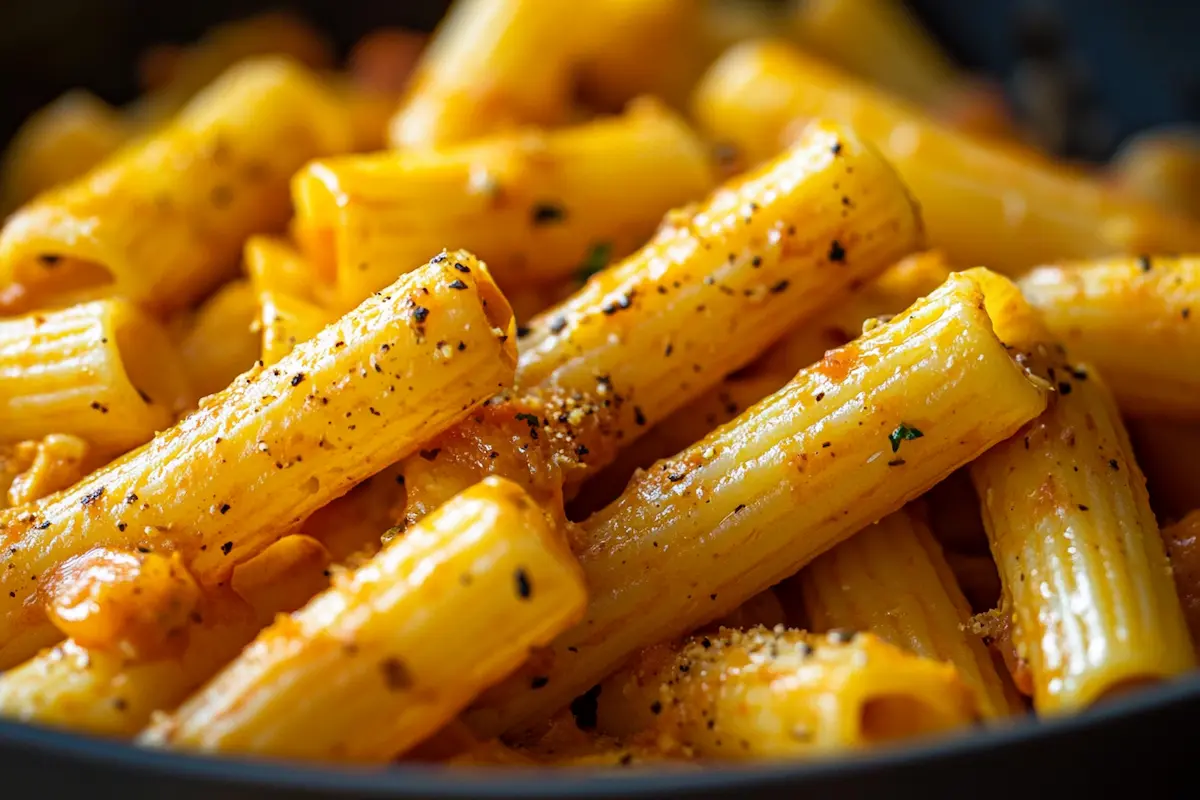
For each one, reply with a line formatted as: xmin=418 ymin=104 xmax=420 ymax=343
xmin=0 ymin=57 xmax=352 ymax=316
xmin=595 ymin=627 xmax=980 ymax=758
xmin=463 ymin=271 xmax=1048 ymax=737
xmin=799 ymin=506 xmax=1023 ymax=720
xmin=966 ymin=268 xmax=1194 ymax=713
xmin=0 ymin=300 xmax=192 ymax=453
xmin=295 ymin=99 xmax=713 ymax=309
xmin=1018 ymin=256 xmax=1200 ymax=420
xmin=175 ymin=280 xmax=261 ymax=399
xmin=139 ymin=477 xmax=587 ymax=762
xmin=0 ymin=252 xmax=516 ymax=669
xmin=386 ymin=0 xmax=589 ymax=149
xmin=692 ymin=40 xmax=1200 ymax=273
xmin=395 ymin=119 xmax=924 ymax=525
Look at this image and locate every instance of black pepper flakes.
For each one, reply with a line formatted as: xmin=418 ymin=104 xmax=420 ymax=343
xmin=80 ymin=487 xmax=105 ymax=506
xmin=219 ymin=503 xmax=231 ymax=514
xmin=221 ymin=541 xmax=233 ymax=555
xmin=828 ymin=241 xmax=846 ymax=263
xmin=380 ymin=657 xmax=413 ymax=691
xmin=515 ymin=568 xmax=532 ymax=600
xmin=549 ymin=316 xmax=568 ymax=334
xmin=290 ymin=373 xmax=305 ymax=387
xmin=575 ymin=444 xmax=589 ymax=456
xmin=1058 ymin=381 xmax=1073 ymax=395
xmin=570 ymin=684 xmax=602 ymax=729
xmin=530 ymin=676 xmax=550 ymax=689
xmin=453 ymin=261 xmax=470 ymax=273
xmin=831 ymin=141 xmax=843 ymax=155
xmin=413 ymin=306 xmax=430 ymax=324
xmin=448 ymin=279 xmax=467 ymax=290
xmin=117 ymin=522 xmax=126 ymax=532
xmin=1138 ymin=255 xmax=1153 ymax=272
xmin=125 ymin=493 xmax=138 ymax=504
xmin=1109 ymin=459 xmax=1120 ymax=471
xmin=634 ymin=406 xmax=647 ymax=426
xmin=769 ymin=279 xmax=790 ymax=294
xmin=650 ymin=701 xmax=663 ymax=715
xmin=531 ymin=202 xmax=567 ymax=225
xmin=37 ymin=254 xmax=61 ymax=266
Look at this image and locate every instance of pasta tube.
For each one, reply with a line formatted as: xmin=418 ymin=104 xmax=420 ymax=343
xmin=0 ymin=532 xmax=335 ymax=737
xmin=258 ymin=290 xmax=334 ymax=367
xmin=1110 ymin=127 xmax=1200 ymax=220
xmin=386 ymin=0 xmax=591 ymax=149
xmin=0 ymin=252 xmax=517 ymax=669
xmin=129 ymin=11 xmax=334 ymax=130
xmin=295 ymin=99 xmax=714 ymax=309
xmin=573 ymin=250 xmax=952 ymax=517
xmin=1161 ymin=511 xmax=1200 ymax=654
xmin=0 ymin=91 xmax=127 ymax=213
xmin=799 ymin=507 xmax=1023 ymax=719
xmin=462 ymin=271 xmax=1048 ymax=737
xmin=595 ymin=628 xmax=979 ymax=758
xmin=0 ymin=300 xmax=192 ymax=453
xmin=396 ymin=120 xmax=923 ymax=524
xmin=139 ymin=477 xmax=587 ymax=762
xmin=578 ymin=0 xmax=705 ymax=112
xmin=0 ymin=57 xmax=352 ymax=315
xmin=1 ymin=435 xmax=91 ymax=509
xmin=789 ymin=0 xmax=958 ymax=108
xmin=176 ymin=280 xmax=261 ymax=399
xmin=692 ymin=41 xmax=1200 ymax=273
xmin=1018 ymin=256 xmax=1200 ymax=420
xmin=966 ymin=268 xmax=1194 ymax=713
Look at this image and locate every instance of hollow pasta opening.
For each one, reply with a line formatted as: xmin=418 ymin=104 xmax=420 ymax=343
xmin=112 ymin=306 xmax=190 ymax=417
xmin=9 ymin=254 xmax=115 ymax=312
xmin=858 ymin=693 xmax=963 ymax=744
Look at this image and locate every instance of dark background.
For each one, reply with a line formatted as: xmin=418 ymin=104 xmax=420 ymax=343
xmin=0 ymin=0 xmax=1198 ymax=161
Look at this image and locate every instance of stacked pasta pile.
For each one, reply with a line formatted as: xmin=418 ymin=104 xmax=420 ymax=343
xmin=0 ymin=0 xmax=1198 ymax=769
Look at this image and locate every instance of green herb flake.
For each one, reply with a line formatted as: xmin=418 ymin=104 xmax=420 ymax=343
xmin=888 ymin=423 xmax=924 ymax=453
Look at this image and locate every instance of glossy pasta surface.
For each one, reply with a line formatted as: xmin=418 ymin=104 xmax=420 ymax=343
xmin=0 ymin=0 xmax=1196 ymax=778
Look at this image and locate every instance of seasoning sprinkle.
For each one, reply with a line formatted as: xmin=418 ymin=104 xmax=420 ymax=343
xmin=515 ymin=568 xmax=532 ymax=600
xmin=888 ymin=423 xmax=924 ymax=452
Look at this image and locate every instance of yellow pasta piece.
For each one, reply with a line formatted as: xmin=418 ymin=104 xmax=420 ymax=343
xmin=1127 ymin=419 xmax=1200 ymax=524
xmin=789 ymin=0 xmax=958 ymax=108
xmin=258 ymin=291 xmax=334 ymax=367
xmin=243 ymin=235 xmax=317 ymax=299
xmin=0 ymin=591 xmax=264 ymax=737
xmin=0 ymin=57 xmax=352 ymax=316
xmin=0 ymin=529 xmax=335 ymax=738
xmin=386 ymin=0 xmax=591 ymax=149
xmin=139 ymin=477 xmax=587 ymax=762
xmin=176 ymin=279 xmax=261 ymax=399
xmin=1110 ymin=127 xmax=1200 ymax=220
xmin=128 ymin=11 xmax=336 ymax=133
xmin=596 ymin=627 xmax=979 ymax=758
xmin=578 ymin=0 xmax=705 ymax=112
xmin=1 ymin=435 xmax=91 ymax=509
xmin=396 ymin=119 xmax=923 ymax=525
xmin=1018 ymin=256 xmax=1200 ymax=420
xmin=1161 ymin=511 xmax=1200 ymax=655
xmin=966 ymin=267 xmax=1195 ymax=713
xmin=462 ymin=271 xmax=1048 ymax=737
xmin=0 ymin=300 xmax=192 ymax=453
xmin=692 ymin=41 xmax=1200 ymax=273
xmin=296 ymin=99 xmax=713 ymax=309
xmin=575 ymin=249 xmax=951 ymax=517
xmin=0 ymin=252 xmax=517 ymax=669
xmin=711 ymin=587 xmax=788 ymax=631
xmin=799 ymin=506 xmax=1023 ymax=719
xmin=0 ymin=90 xmax=128 ymax=214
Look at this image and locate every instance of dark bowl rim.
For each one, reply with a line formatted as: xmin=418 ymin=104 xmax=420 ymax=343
xmin=2 ymin=670 xmax=1199 ymax=797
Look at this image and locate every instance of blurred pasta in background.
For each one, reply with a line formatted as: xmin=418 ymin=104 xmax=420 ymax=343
xmin=0 ymin=0 xmax=1197 ymax=771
